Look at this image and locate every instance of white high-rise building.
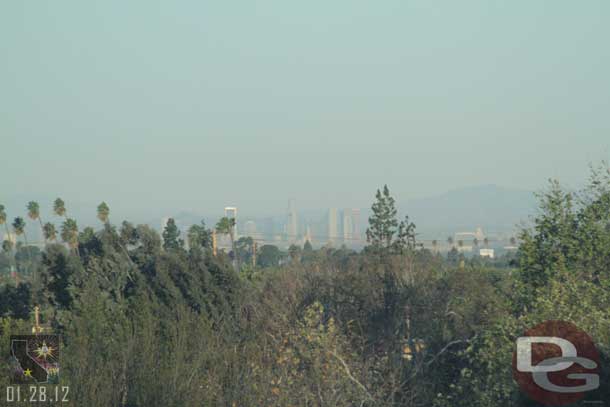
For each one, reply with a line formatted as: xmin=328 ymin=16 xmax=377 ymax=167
xmin=304 ymin=225 xmax=313 ymax=245
xmin=343 ymin=209 xmax=353 ymax=242
xmin=224 ymin=206 xmax=237 ymax=219
xmin=328 ymin=208 xmax=338 ymax=244
xmin=244 ymin=220 xmax=257 ymax=238
xmin=287 ymin=199 xmax=298 ymax=243
xmin=352 ymin=208 xmax=361 ymax=242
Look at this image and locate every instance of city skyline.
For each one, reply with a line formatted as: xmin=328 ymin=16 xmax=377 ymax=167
xmin=0 ymin=183 xmax=540 ymax=248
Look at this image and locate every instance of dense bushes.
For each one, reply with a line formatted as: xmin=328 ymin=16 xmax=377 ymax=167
xmin=1 ymin=167 xmax=610 ymax=406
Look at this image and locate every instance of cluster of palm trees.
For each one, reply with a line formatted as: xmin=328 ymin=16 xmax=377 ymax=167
xmin=429 ymin=236 xmax=517 ymax=253
xmin=0 ymin=198 xmax=112 ymax=254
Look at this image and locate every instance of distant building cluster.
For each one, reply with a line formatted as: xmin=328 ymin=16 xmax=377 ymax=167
xmin=158 ymin=202 xmax=518 ymax=254
xmin=198 ymin=201 xmax=365 ymax=249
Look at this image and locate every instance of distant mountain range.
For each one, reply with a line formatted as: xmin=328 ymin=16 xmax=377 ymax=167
xmin=400 ymin=185 xmax=537 ymax=238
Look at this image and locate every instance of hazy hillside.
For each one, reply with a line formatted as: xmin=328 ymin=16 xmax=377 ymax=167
xmin=402 ymin=185 xmax=537 ymax=238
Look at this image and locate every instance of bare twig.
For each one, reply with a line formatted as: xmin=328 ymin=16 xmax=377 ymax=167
xmin=330 ymin=350 xmax=375 ymax=402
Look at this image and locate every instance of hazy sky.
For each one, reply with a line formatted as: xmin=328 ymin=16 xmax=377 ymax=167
xmin=2 ymin=1 xmax=609 ymax=217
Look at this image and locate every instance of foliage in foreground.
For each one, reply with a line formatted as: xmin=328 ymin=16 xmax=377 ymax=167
xmin=1 ymin=166 xmax=610 ymax=406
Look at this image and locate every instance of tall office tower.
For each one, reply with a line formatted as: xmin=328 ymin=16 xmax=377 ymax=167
xmin=224 ymin=206 xmax=238 ymax=238
xmin=342 ymin=209 xmax=353 ymax=242
xmin=287 ymin=199 xmax=298 ymax=243
xmin=244 ymin=220 xmax=257 ymax=238
xmin=352 ymin=208 xmax=361 ymax=242
xmin=328 ymin=208 xmax=338 ymax=244
xmin=304 ymin=225 xmax=313 ymax=245
xmin=260 ymin=217 xmax=274 ymax=241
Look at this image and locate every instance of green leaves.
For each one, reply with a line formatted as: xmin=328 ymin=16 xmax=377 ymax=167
xmin=366 ymin=184 xmax=418 ymax=256
xmin=53 ymin=197 xmax=66 ymax=217
xmin=11 ymin=217 xmax=26 ymax=235
xmin=162 ymin=218 xmax=183 ymax=250
xmin=187 ymin=221 xmax=212 ymax=250
xmin=61 ymin=218 xmax=79 ymax=250
xmin=0 ymin=204 xmax=7 ymax=226
xmin=43 ymin=222 xmax=57 ymax=241
xmin=215 ymin=216 xmax=236 ymax=236
xmin=519 ymin=170 xmax=610 ymax=292
xmin=366 ymin=185 xmax=398 ymax=249
xmin=97 ymin=202 xmax=110 ymax=223
xmin=26 ymin=201 xmax=40 ymax=220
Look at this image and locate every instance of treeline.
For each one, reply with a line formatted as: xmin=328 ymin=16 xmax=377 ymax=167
xmin=1 ymin=165 xmax=610 ymax=406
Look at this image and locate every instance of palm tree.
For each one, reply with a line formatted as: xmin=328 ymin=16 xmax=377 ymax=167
xmin=43 ymin=222 xmax=57 ymax=242
xmin=53 ymin=198 xmax=67 ymax=218
xmin=61 ymin=218 xmax=79 ymax=254
xmin=12 ymin=217 xmax=28 ymax=247
xmin=0 ymin=204 xmax=10 ymax=242
xmin=12 ymin=217 xmax=32 ymax=265
xmin=447 ymin=236 xmax=454 ymax=249
xmin=483 ymin=237 xmax=489 ymax=248
xmin=1 ymin=206 xmax=16 ymax=271
xmin=97 ymin=202 xmax=110 ymax=224
xmin=473 ymin=238 xmax=479 ymax=248
xmin=27 ymin=201 xmax=45 ymax=243
xmin=97 ymin=202 xmax=134 ymax=267
xmin=216 ymin=216 xmax=237 ymax=267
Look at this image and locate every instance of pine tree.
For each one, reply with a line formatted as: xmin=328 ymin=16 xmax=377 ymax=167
xmin=365 ymin=185 xmax=417 ymax=255
xmin=162 ymin=218 xmax=183 ymax=250
xmin=366 ymin=185 xmax=398 ymax=250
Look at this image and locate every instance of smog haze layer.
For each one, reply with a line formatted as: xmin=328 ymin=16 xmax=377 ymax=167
xmin=2 ymin=1 xmax=609 ymax=219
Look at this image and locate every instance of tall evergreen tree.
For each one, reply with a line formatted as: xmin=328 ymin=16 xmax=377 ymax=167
xmin=120 ymin=221 xmax=139 ymax=246
xmin=366 ymin=185 xmax=417 ymax=255
xmin=187 ymin=221 xmax=212 ymax=250
xmin=162 ymin=218 xmax=183 ymax=250
xmin=519 ymin=179 xmax=578 ymax=289
xmin=366 ymin=185 xmax=398 ymax=250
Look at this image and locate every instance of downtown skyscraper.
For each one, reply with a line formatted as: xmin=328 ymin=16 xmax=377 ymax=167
xmin=287 ymin=199 xmax=298 ymax=243
xmin=328 ymin=208 xmax=338 ymax=244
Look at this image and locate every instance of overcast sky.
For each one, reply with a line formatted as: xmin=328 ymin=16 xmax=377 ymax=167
xmin=2 ymin=1 xmax=609 ymax=217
